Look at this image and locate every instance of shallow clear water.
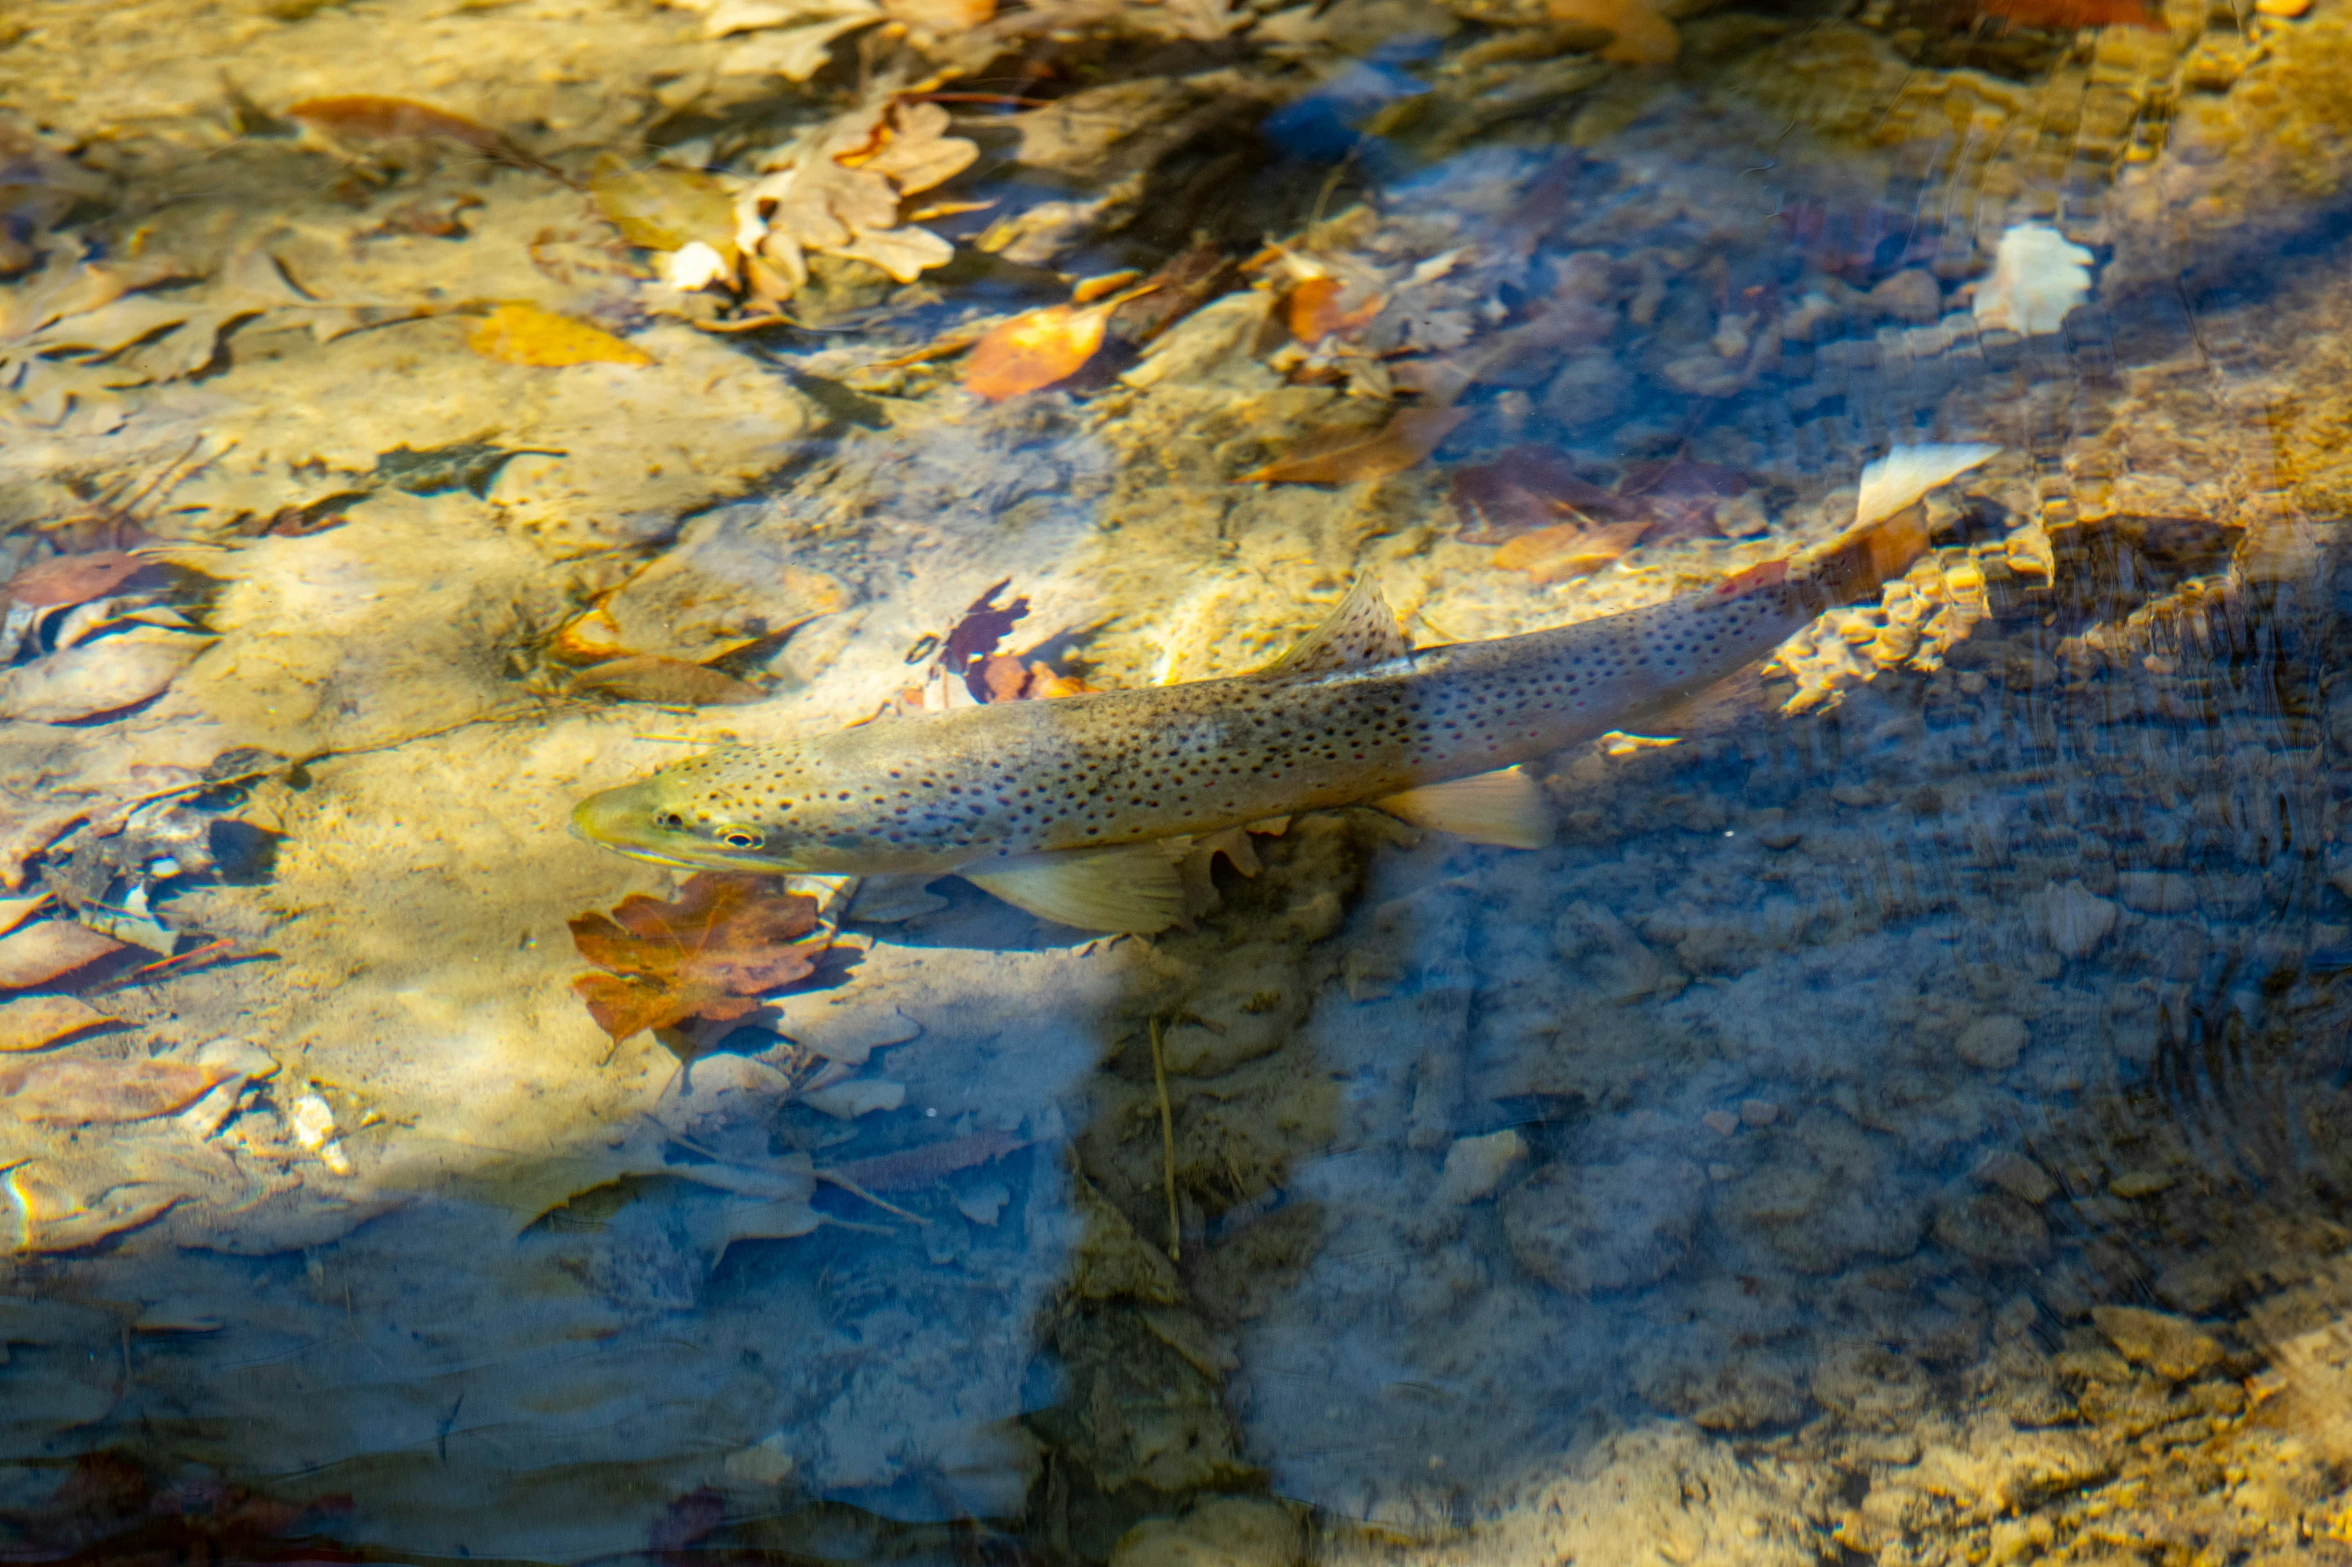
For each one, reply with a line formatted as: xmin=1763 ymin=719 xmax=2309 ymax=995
xmin=3 ymin=0 xmax=2352 ymax=1560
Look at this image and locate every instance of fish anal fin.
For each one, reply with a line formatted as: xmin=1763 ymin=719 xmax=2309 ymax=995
xmin=1375 ymin=766 xmax=1554 ymax=849
xmin=961 ymin=844 xmax=1186 ymax=934
xmin=1255 ymin=574 xmax=1409 ymax=679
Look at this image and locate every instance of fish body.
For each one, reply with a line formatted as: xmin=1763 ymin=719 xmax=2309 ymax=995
xmin=572 ymin=497 xmax=1933 ymax=932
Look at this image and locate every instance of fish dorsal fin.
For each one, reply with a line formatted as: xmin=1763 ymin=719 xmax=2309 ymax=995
xmin=961 ymin=843 xmax=1186 ymax=934
xmin=1254 ymin=574 xmax=1409 ymax=679
xmin=1375 ymin=766 xmax=1554 ymax=849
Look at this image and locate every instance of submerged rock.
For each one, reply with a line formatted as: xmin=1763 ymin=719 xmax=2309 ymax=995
xmin=1500 ymin=1155 xmax=1706 ymax=1293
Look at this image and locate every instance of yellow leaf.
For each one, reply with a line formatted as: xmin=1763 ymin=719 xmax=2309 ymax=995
xmin=467 ymin=304 xmax=653 ymax=368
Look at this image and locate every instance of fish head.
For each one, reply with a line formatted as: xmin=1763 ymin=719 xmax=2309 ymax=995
xmin=570 ymin=745 xmax=839 ymax=875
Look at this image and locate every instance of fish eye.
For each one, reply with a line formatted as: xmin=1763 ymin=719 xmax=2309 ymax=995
xmin=721 ymin=829 xmax=763 ymax=850
xmin=656 ymin=811 xmax=684 ymax=830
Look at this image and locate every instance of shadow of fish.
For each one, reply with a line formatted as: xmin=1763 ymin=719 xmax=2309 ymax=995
xmin=573 ymin=453 xmax=1980 ymax=932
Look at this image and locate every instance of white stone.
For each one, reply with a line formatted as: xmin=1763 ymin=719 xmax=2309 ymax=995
xmin=1973 ymin=224 xmax=2095 ymax=336
xmin=1435 ymin=1128 xmax=1527 ymax=1205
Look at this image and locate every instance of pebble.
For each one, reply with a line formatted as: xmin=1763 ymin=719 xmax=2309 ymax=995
xmin=1501 ymin=1156 xmax=1706 ymax=1293
xmin=2090 ymin=1305 xmax=2225 ymax=1381
xmin=1955 ymin=1014 xmax=2029 ymax=1070
xmin=2114 ymin=871 xmax=2197 ymax=915
xmin=1868 ymin=268 xmax=1944 ymax=323
xmin=1433 ymin=1128 xmax=1526 ymax=1205
xmin=1112 ymin=1498 xmax=1304 ymax=1567
xmin=1701 ymin=1109 xmax=1740 ymax=1137
xmin=2039 ymin=879 xmax=2117 ymax=958
xmin=1971 ymin=1148 xmax=2057 ymax=1205
xmin=1739 ymin=1098 xmax=1780 ymax=1126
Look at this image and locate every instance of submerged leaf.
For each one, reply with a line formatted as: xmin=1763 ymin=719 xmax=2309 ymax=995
xmin=2 ymin=1057 xmax=231 ymax=1125
xmin=588 ymin=155 xmax=740 ymax=259
xmin=1546 ymin=0 xmax=1678 ymax=61
xmin=1285 ymin=276 xmax=1382 ymax=344
xmin=0 ymin=995 xmax=114 ymax=1052
xmin=1492 ymin=519 xmax=1649 ymax=583
xmin=0 ymin=920 xmax=125 ymax=989
xmin=3 ymin=550 xmax=153 ymax=609
xmin=964 ymin=300 xmax=1120 ymax=400
xmin=568 ymin=873 xmax=830 ymax=1042
xmin=1244 ymin=405 xmax=1467 ymax=485
xmin=939 ymin=579 xmax=1030 ymax=684
xmin=1617 ymin=456 xmax=1751 ymax=541
xmin=467 ymin=304 xmax=654 ymax=368
xmin=286 ymin=95 xmax=562 ymax=177
xmin=571 ymin=654 xmax=766 ymax=706
xmin=1450 ymin=447 xmax=1641 ymax=542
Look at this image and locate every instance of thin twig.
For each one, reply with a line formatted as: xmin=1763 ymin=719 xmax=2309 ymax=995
xmin=1150 ymin=1015 xmax=1180 ymax=1264
xmin=816 ymin=1167 xmax=929 ymax=1225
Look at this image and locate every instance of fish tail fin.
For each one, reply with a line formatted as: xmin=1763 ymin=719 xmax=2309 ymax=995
xmin=1799 ymin=501 xmax=1935 ymax=606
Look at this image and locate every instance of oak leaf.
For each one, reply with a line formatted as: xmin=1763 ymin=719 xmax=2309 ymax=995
xmin=569 ymin=874 xmax=829 ymax=1042
xmin=1243 ymin=405 xmax=1467 ymax=485
xmin=1451 ymin=446 xmax=1644 ymax=542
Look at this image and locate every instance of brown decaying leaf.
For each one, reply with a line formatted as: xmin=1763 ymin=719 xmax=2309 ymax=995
xmin=568 ymin=874 xmax=830 ymax=1042
xmin=964 ymin=299 xmax=1120 ymax=401
xmin=830 ymin=1129 xmax=1025 ymax=1193
xmin=1450 ymin=447 xmax=1643 ymax=542
xmin=1244 ymin=405 xmax=1468 ymax=486
xmin=588 ymin=155 xmax=738 ymax=259
xmin=1492 ymin=519 xmax=1651 ymax=583
xmin=468 ymin=304 xmax=654 ymax=368
xmin=0 ymin=995 xmax=115 ymax=1052
xmin=1 ymin=1057 xmax=230 ymax=1125
xmin=286 ymin=96 xmax=563 ymax=179
xmin=880 ymin=0 xmax=996 ymax=29
xmin=0 ymin=920 xmax=125 ymax=990
xmin=571 ymin=655 xmax=765 ymax=707
xmin=974 ymin=653 xmax=1099 ymax=702
xmin=1617 ymin=456 xmax=1750 ymax=541
xmin=940 ymin=580 xmax=1030 ymax=681
xmin=4 ymin=550 xmax=154 ymax=609
xmin=1546 ymin=0 xmax=1679 ymax=62
xmin=1976 ymin=0 xmax=2161 ymax=25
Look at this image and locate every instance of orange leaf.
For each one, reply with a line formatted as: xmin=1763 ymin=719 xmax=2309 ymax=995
xmin=1546 ymin=0 xmax=1679 ymax=61
xmin=567 ymin=873 xmax=829 ymax=1042
xmin=1975 ymin=0 xmax=2161 ymax=25
xmin=467 ymin=304 xmax=653 ymax=368
xmin=1243 ymin=406 xmax=1467 ymax=485
xmin=964 ymin=300 xmax=1117 ymax=400
xmin=1492 ymin=519 xmax=1650 ymax=583
xmin=1 ymin=1058 xmax=230 ymax=1125
xmin=1286 ymin=277 xmax=1383 ymax=344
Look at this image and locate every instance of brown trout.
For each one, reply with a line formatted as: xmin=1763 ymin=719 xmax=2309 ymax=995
xmin=573 ymin=454 xmax=1977 ymax=932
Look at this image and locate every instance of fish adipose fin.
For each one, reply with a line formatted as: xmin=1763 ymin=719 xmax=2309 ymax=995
xmin=962 ymin=844 xmax=1186 ymax=934
xmin=1375 ymin=766 xmax=1554 ymax=849
xmin=1255 ymin=574 xmax=1410 ymax=679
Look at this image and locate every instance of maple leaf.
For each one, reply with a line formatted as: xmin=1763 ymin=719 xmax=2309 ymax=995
xmin=568 ymin=874 xmax=829 ymax=1042
xmin=939 ymin=579 xmax=1030 ymax=689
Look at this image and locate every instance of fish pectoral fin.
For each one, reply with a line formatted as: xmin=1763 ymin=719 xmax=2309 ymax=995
xmin=1375 ymin=766 xmax=1554 ymax=849
xmin=1253 ymin=573 xmax=1410 ymax=679
xmin=961 ymin=844 xmax=1187 ymax=934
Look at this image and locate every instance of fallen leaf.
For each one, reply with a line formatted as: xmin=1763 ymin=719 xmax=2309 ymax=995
xmin=881 ymin=0 xmax=995 ymax=28
xmin=1546 ymin=0 xmax=1678 ymax=62
xmin=0 ymin=630 xmax=211 ymax=723
xmin=571 ymin=654 xmax=767 ymax=706
xmin=286 ymin=96 xmax=563 ymax=179
xmin=1244 ymin=405 xmax=1467 ymax=485
xmin=1617 ymin=456 xmax=1752 ymax=541
xmin=973 ymin=653 xmax=1098 ymax=702
xmin=1450 ymin=447 xmax=1643 ymax=542
xmin=588 ymin=155 xmax=739 ymax=260
xmin=939 ymin=579 xmax=1030 ymax=689
xmin=467 ymin=304 xmax=653 ymax=368
xmin=1 ymin=1057 xmax=230 ymax=1124
xmin=1286 ymin=276 xmax=1383 ymax=344
xmin=831 ymin=1129 xmax=1025 ymax=1191
xmin=737 ymin=100 xmax=974 ymax=303
xmin=1976 ymin=0 xmax=2161 ymax=24
xmin=0 ymin=892 xmax=50 ymax=936
xmin=0 ymin=920 xmax=125 ymax=989
xmin=1493 ymin=519 xmax=1650 ymax=583
xmin=0 ymin=995 xmax=115 ymax=1051
xmin=965 ymin=299 xmax=1122 ymax=400
xmin=12 ymin=1178 xmax=186 ymax=1251
xmin=2 ymin=550 xmax=154 ymax=609
xmin=568 ymin=873 xmax=831 ymax=1042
